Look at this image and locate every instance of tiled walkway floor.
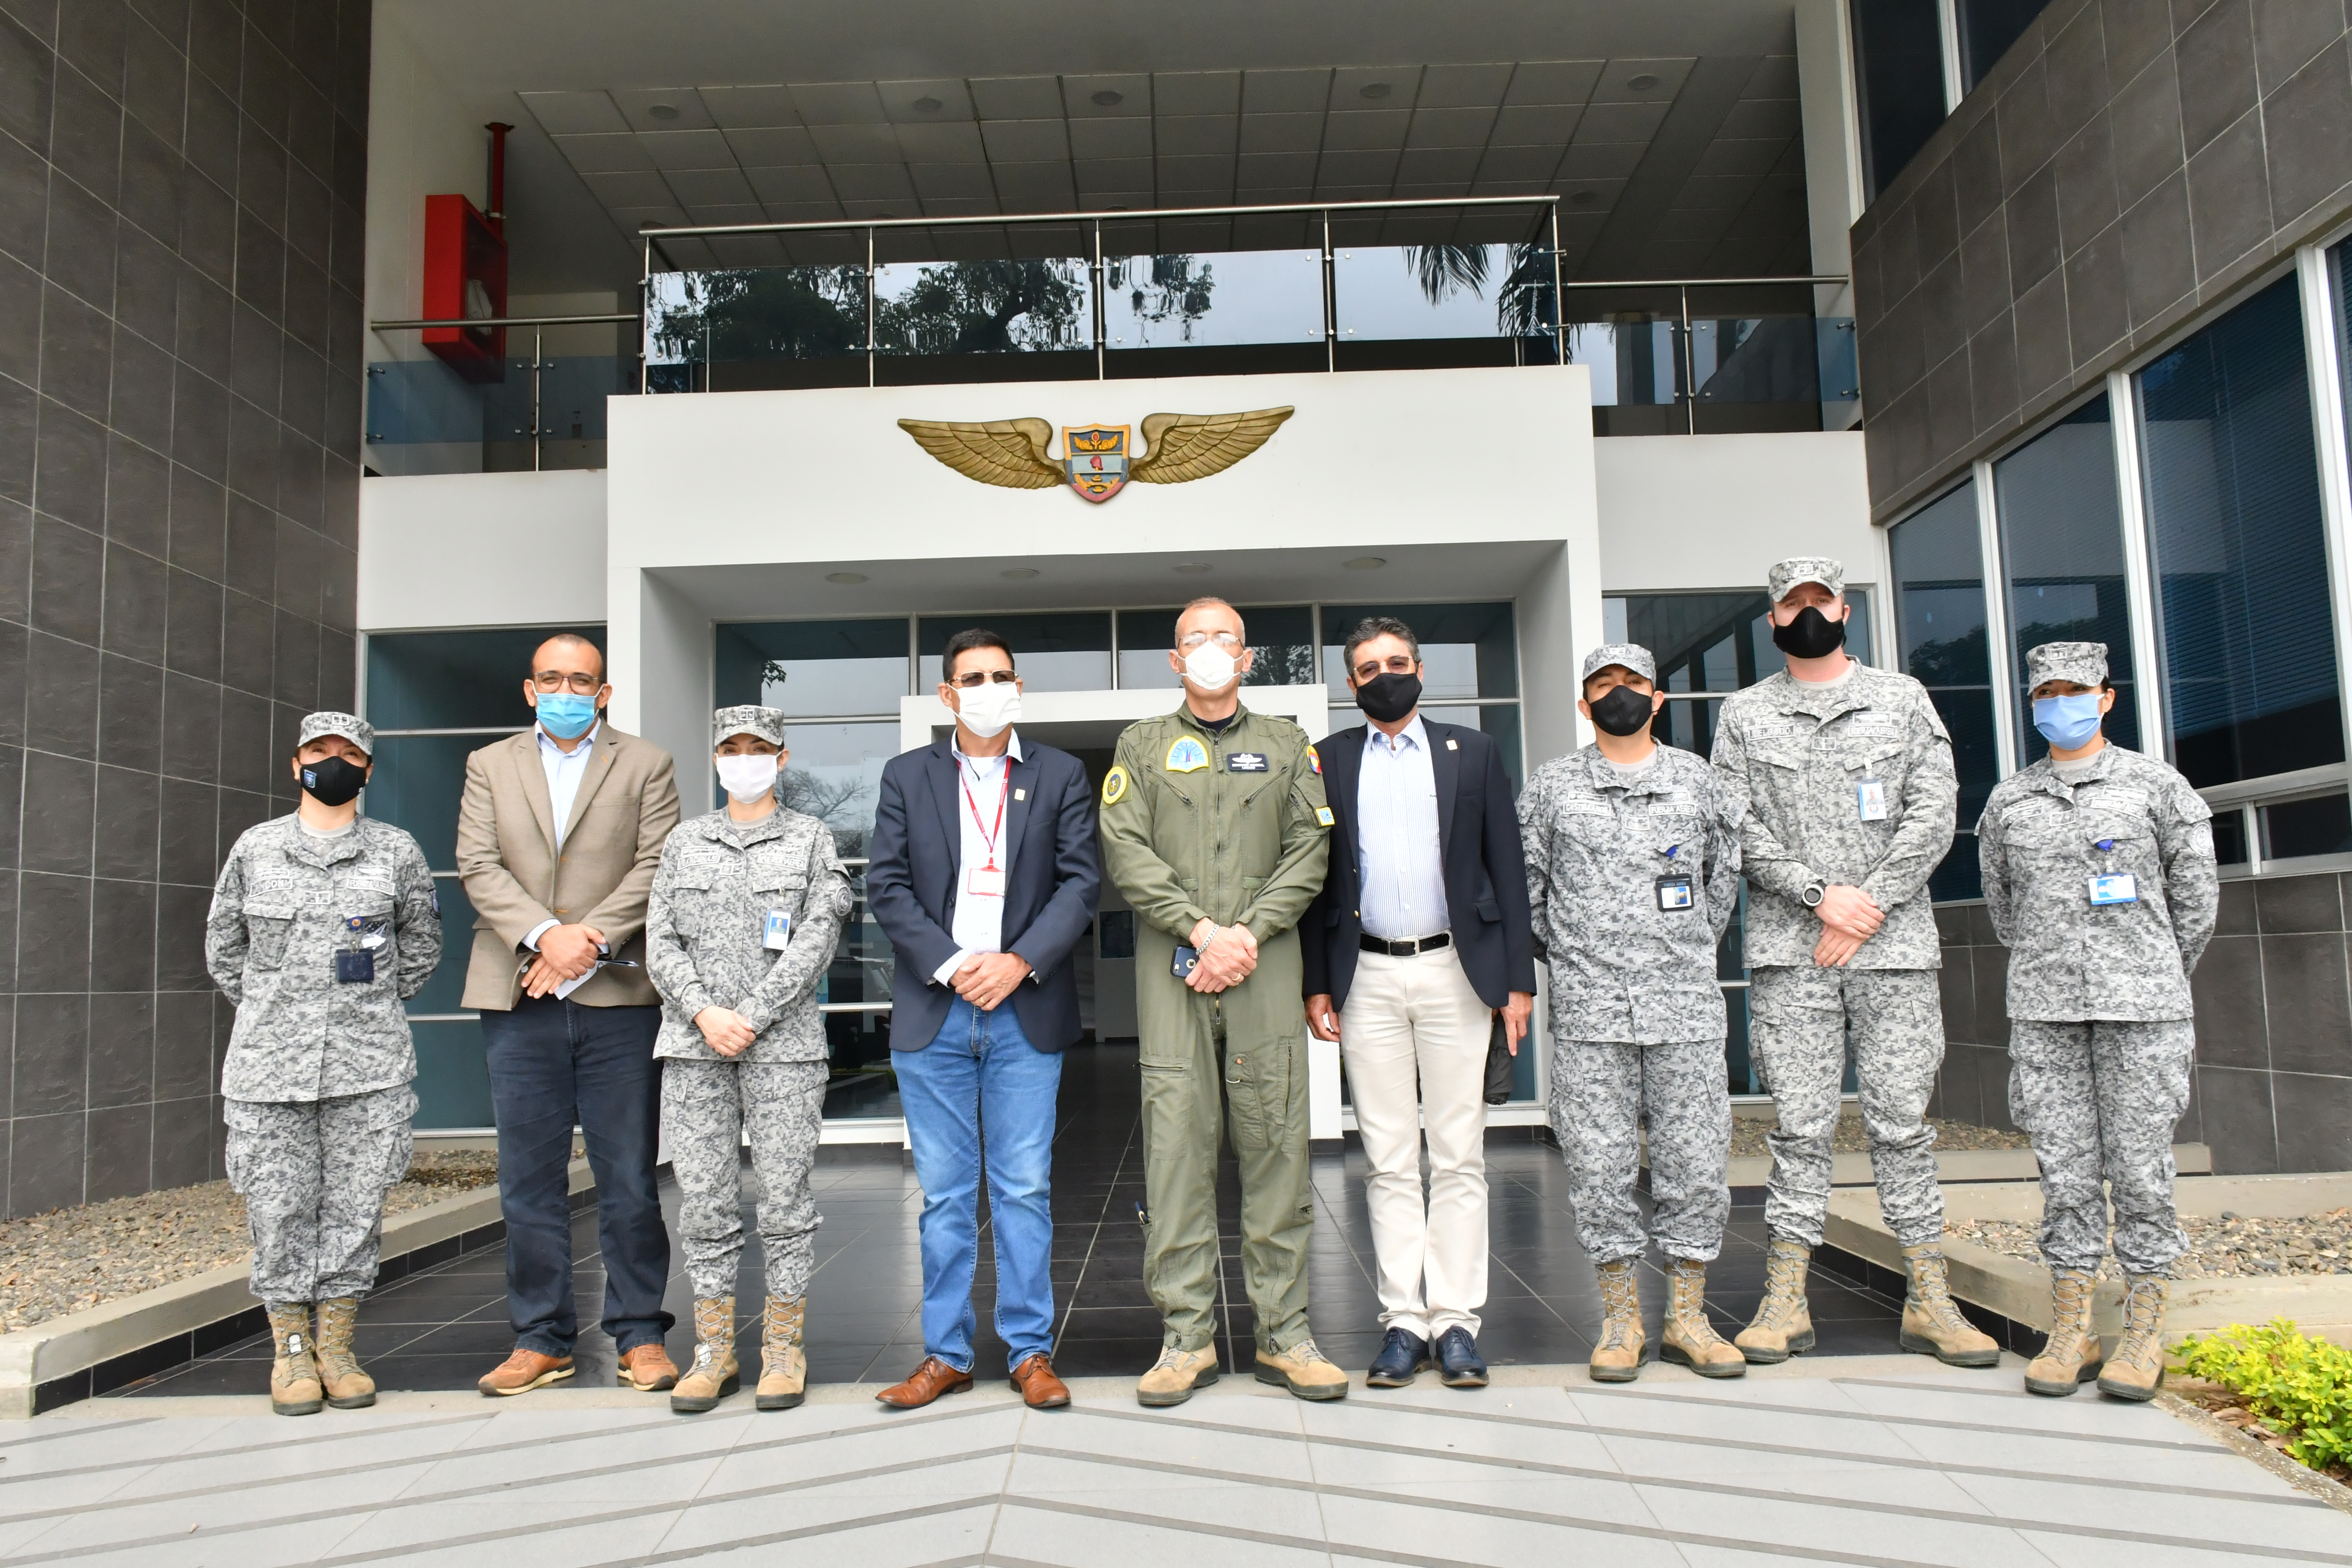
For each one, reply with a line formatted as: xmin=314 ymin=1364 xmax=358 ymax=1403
xmin=28 ymin=1356 xmax=2352 ymax=1565
xmin=120 ymin=1043 xmax=1909 ymax=1399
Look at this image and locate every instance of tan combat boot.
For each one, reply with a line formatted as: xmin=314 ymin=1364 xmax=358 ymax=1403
xmin=1660 ymin=1260 xmax=1747 ymax=1379
xmin=1137 ymin=1345 xmax=1220 ymax=1408
xmin=313 ymin=1297 xmax=375 ymax=1409
xmin=1255 ymin=1337 xmax=1350 ymax=1401
xmin=1735 ymin=1238 xmax=1816 ymax=1364
xmin=1588 ymin=1258 xmax=1645 ymax=1382
xmin=2096 ymin=1274 xmax=2167 ymax=1402
xmin=1899 ymin=1243 xmax=2001 ymax=1367
xmin=755 ymin=1296 xmax=806 ymax=1411
xmin=2024 ymin=1268 xmax=2102 ymax=1397
xmin=267 ymin=1301 xmax=323 ymax=1417
xmin=670 ymin=1297 xmax=739 ymax=1415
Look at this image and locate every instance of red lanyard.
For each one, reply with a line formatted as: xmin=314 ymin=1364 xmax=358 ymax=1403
xmin=960 ymin=759 xmax=1009 ymax=869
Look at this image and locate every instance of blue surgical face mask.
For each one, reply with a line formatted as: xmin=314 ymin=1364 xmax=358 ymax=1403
xmin=536 ymin=691 xmax=599 ymax=740
xmin=2033 ymin=692 xmax=2104 ymax=751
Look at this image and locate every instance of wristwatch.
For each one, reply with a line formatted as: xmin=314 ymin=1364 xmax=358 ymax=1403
xmin=1801 ymin=879 xmax=1827 ymax=909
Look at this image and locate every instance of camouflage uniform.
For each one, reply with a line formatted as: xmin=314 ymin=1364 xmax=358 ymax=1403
xmin=1979 ymin=642 xmax=2219 ymax=1276
xmin=1521 ymin=652 xmax=1742 ymax=1263
xmin=1710 ymin=575 xmax=1958 ymax=1251
xmin=205 ymin=711 xmax=441 ymax=1307
xmin=646 ymin=713 xmax=853 ymax=1302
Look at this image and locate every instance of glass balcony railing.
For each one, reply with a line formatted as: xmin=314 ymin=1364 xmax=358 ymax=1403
xmin=367 ymin=201 xmax=1854 ymax=474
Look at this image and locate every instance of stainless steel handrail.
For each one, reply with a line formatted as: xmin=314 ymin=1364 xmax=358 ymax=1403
xmin=365 ymin=313 xmax=641 ymax=471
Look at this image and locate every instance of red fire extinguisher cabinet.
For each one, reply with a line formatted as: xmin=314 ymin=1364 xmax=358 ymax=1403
xmin=421 ymin=193 xmax=507 ymax=382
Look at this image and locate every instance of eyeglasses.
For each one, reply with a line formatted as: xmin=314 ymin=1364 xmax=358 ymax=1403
xmin=532 ymin=671 xmax=604 ymax=694
xmin=1177 ymin=632 xmax=1242 ymax=653
xmin=950 ymin=669 xmax=1019 ymax=688
xmin=1351 ymin=655 xmax=1418 ymax=681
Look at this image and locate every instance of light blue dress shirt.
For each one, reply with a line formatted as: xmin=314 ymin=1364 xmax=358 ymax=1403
xmin=524 ymin=720 xmax=602 ymax=953
xmin=1358 ymin=715 xmax=1449 ymax=941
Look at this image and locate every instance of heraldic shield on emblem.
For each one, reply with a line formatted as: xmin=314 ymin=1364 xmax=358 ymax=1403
xmin=894 ymin=407 xmax=1293 ymax=504
xmin=1064 ymin=425 xmax=1129 ymax=503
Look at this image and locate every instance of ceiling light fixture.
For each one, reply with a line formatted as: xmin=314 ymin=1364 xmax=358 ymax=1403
xmin=912 ymin=95 xmax=942 ymax=113
xmin=1000 ymin=567 xmax=1039 ymax=580
xmin=1358 ymin=82 xmax=1391 ymax=99
xmin=1343 ymin=556 xmax=1387 ymax=570
xmin=647 ymin=103 xmax=681 ymax=120
xmin=825 ymin=571 xmax=868 ymax=584
xmin=1092 ymin=89 xmax=1124 ymax=107
xmin=1627 ymin=73 xmax=1659 ymax=90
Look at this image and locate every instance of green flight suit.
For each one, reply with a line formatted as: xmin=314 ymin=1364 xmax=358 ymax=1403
xmin=1098 ymin=701 xmax=1332 ymax=1354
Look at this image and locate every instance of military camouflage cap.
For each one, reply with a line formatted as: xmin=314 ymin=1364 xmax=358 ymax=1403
xmin=2025 ymin=640 xmax=2108 ymax=692
xmin=296 ymin=710 xmax=374 ymax=756
xmin=712 ymin=704 xmax=787 ymax=748
xmin=1579 ymin=642 xmax=1657 ymax=685
xmin=1767 ymin=555 xmax=1845 ymax=602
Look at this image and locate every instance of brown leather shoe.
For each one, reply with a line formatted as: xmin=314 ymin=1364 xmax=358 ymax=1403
xmin=618 ymin=1342 xmax=678 ymax=1392
xmin=478 ymin=1348 xmax=574 ymax=1397
xmin=877 ymin=1355 xmax=974 ymax=1409
xmin=1010 ymin=1352 xmax=1070 ymax=1409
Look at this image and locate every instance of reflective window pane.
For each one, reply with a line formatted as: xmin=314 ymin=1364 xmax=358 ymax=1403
xmin=1994 ymin=394 xmax=2142 ymax=760
xmin=1686 ymin=283 xmax=1823 ymax=435
xmin=1101 ymin=248 xmax=1325 ymax=378
xmin=1961 ymin=0 xmax=2053 ymax=89
xmin=366 ymin=626 xmax=599 ymax=732
xmin=2137 ymin=274 xmax=2343 ymax=787
xmin=1852 ymin=0 xmax=1949 ymax=201
xmin=2264 ymin=792 xmax=2352 ymax=862
xmin=1320 ymin=602 xmax=1517 ymax=699
xmin=1331 ymin=236 xmax=1558 ymax=370
xmin=715 ymin=619 xmax=908 ymax=719
xmin=917 ymin=612 xmax=1110 ymax=692
xmin=770 ymin=719 xmax=899 ymax=860
xmin=1118 ymin=605 xmax=1314 ymax=689
xmin=1890 ymin=481 xmax=1996 ymax=901
xmin=644 ymin=265 xmax=869 ymax=393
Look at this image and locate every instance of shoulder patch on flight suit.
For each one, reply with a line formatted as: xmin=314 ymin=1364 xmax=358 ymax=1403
xmin=1101 ymin=765 xmax=1130 ymax=805
xmin=1315 ymin=805 xmax=1335 ymax=828
xmin=1165 ymin=736 xmax=1209 ymax=773
xmin=1306 ymin=744 xmax=1321 ymax=775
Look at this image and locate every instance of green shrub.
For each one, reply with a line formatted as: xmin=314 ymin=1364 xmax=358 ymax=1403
xmin=2174 ymin=1319 xmax=2352 ymax=1472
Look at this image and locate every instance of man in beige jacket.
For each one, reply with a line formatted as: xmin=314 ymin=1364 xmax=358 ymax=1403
xmin=458 ymin=632 xmax=684 ymax=1396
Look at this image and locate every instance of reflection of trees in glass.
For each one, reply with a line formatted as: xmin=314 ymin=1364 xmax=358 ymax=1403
xmin=1906 ymin=622 xmax=1989 ymax=689
xmin=1404 ymin=243 xmax=1558 ymax=337
xmin=1247 ymin=642 xmax=1320 ymax=686
xmin=1106 ymin=255 xmax=1217 ymax=343
xmin=651 ymin=267 xmax=866 ymax=362
xmin=779 ymin=770 xmax=872 ymax=860
xmin=876 ymin=259 xmax=1086 ymax=354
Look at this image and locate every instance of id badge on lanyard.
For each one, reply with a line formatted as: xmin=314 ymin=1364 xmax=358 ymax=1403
xmin=764 ymin=909 xmax=793 ymax=950
xmin=2088 ymin=838 xmax=2137 ymax=905
xmin=962 ymin=759 xmax=1010 ymax=899
xmin=1857 ymin=778 xmax=1889 ymax=821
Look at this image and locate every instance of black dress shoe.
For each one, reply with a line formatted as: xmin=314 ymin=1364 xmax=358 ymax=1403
xmin=1365 ymin=1328 xmax=1430 ymax=1388
xmin=1436 ymin=1327 xmax=1489 ymax=1388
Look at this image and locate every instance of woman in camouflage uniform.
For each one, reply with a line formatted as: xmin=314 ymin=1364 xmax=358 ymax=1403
xmin=205 ymin=711 xmax=441 ymax=1416
xmin=647 ymin=706 xmax=852 ymax=1414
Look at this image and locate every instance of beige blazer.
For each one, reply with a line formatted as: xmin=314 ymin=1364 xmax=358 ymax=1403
xmin=456 ymin=724 xmax=681 ymax=1011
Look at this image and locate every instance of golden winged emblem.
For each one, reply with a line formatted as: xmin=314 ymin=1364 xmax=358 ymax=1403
xmin=895 ymin=407 xmax=1294 ymax=504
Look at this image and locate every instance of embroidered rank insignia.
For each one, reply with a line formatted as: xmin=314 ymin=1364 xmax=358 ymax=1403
xmin=1101 ymin=765 xmax=1129 ymax=806
xmin=1315 ymin=806 xmax=1335 ymax=828
xmin=1165 ymin=736 xmax=1209 ymax=773
xmin=1307 ymin=744 xmax=1321 ymax=775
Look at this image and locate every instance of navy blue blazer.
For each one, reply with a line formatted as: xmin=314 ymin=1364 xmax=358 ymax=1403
xmin=1301 ymin=718 xmax=1538 ymax=1011
xmin=866 ymin=736 xmax=1101 ymax=1051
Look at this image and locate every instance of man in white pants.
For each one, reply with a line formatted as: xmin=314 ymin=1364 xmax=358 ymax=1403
xmin=1304 ymin=617 xmax=1536 ymax=1389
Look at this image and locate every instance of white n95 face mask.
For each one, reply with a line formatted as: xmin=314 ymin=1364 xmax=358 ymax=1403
xmin=713 ymin=753 xmax=779 ymax=803
xmin=956 ymin=679 xmax=1022 ymax=738
xmin=1183 ymin=645 xmax=1239 ymax=690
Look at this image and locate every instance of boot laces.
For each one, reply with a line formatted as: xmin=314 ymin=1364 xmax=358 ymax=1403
xmin=2118 ymin=1277 xmax=2166 ymax=1350
xmin=1285 ymin=1338 xmax=1331 ymax=1367
xmin=1151 ymin=1345 xmax=1191 ymax=1373
xmin=1908 ymin=1251 xmax=1972 ymax=1331
xmin=1753 ymin=1250 xmax=1805 ymax=1328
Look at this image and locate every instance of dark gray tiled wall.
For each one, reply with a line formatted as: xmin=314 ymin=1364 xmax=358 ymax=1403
xmin=1851 ymin=0 xmax=2352 ymax=522
xmin=0 ymin=0 xmax=368 ymax=1216
xmin=1933 ymin=870 xmax=2352 ymax=1173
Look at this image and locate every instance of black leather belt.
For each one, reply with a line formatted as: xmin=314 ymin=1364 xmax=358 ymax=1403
xmin=1359 ymin=932 xmax=1451 ymax=956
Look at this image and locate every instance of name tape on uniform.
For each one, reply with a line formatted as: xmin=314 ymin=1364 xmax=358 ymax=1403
xmin=1226 ymin=751 xmax=1268 ymax=772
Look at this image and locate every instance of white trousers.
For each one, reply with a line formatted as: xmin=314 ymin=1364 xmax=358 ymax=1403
xmin=1340 ymin=944 xmax=1493 ymax=1340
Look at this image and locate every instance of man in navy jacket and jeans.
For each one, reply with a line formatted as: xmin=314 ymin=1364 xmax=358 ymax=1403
xmin=866 ymin=629 xmax=1101 ymax=1410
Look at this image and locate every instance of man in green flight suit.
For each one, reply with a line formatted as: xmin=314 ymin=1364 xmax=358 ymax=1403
xmin=1100 ymin=596 xmax=1348 ymax=1407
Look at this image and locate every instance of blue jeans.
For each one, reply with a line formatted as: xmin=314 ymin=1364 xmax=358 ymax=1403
xmin=893 ymin=997 xmax=1064 ymax=1373
xmin=482 ymin=999 xmax=674 ymax=1357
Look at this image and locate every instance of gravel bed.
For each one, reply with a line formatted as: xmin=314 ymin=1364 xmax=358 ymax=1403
xmin=1946 ymin=1208 xmax=2352 ymax=1280
xmin=0 ymin=1150 xmax=498 ymax=1332
xmin=1726 ymin=1111 xmax=2033 ymax=1159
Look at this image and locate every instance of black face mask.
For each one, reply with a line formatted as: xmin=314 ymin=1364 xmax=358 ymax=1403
xmin=1354 ymin=671 xmax=1421 ymax=724
xmin=1588 ymin=683 xmax=1655 ymax=737
xmin=1770 ymin=605 xmax=1848 ymax=660
xmin=299 ymin=755 xmax=369 ymax=807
